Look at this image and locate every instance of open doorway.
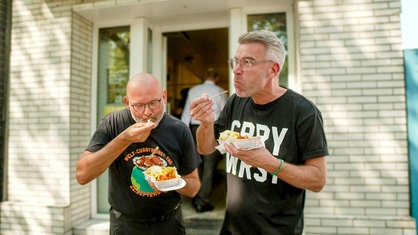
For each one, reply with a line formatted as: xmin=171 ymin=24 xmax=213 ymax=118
xmin=164 ymin=28 xmax=229 ymax=118
xmin=165 ymin=28 xmax=228 ymax=217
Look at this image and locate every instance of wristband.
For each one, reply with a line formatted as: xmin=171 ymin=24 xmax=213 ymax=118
xmin=271 ymin=159 xmax=284 ymax=176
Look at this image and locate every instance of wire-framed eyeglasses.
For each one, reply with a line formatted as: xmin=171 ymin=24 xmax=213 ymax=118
xmin=130 ymin=98 xmax=162 ymax=113
xmin=228 ymin=57 xmax=274 ymax=70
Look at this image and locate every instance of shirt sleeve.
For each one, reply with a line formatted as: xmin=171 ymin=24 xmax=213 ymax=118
xmin=296 ymin=102 xmax=329 ymax=160
xmin=86 ymin=115 xmax=113 ymax=152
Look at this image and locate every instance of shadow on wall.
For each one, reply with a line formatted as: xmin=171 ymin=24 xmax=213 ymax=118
xmin=5 ymin=1 xmax=93 ymax=233
xmin=299 ymin=1 xmax=414 ymax=232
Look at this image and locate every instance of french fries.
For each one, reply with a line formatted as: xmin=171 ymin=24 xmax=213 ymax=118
xmin=219 ymin=130 xmax=249 ymax=140
xmin=216 ymin=130 xmax=263 ymax=153
xmin=144 ymin=165 xmax=179 ymax=181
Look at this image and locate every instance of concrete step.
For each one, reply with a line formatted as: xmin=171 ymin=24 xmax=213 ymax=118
xmin=185 ymin=218 xmax=223 ymax=235
xmin=73 ymin=217 xmax=222 ymax=235
xmin=72 ymin=219 xmax=109 ymax=235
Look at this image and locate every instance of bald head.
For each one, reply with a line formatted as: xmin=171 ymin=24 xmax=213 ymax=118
xmin=127 ymin=73 xmax=162 ymax=98
xmin=124 ymin=72 xmax=167 ymax=124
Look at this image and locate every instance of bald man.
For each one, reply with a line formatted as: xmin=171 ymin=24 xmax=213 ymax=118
xmin=76 ymin=72 xmax=201 ymax=235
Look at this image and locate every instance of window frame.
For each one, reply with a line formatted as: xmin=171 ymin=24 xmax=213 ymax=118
xmin=243 ymin=6 xmax=297 ymax=91
xmin=89 ymin=5 xmax=295 ymax=219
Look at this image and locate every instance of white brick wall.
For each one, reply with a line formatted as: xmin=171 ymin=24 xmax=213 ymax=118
xmin=2 ymin=0 xmax=91 ymax=234
xmin=0 ymin=202 xmax=72 ymax=235
xmin=2 ymin=0 xmax=416 ymax=234
xmin=8 ymin=0 xmax=74 ymax=205
xmin=69 ymin=11 xmax=93 ymax=226
xmin=298 ymin=0 xmax=415 ymax=234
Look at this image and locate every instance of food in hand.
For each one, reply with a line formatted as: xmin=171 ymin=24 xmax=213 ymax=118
xmin=219 ymin=130 xmax=249 ymax=140
xmin=216 ymin=130 xmax=264 ymax=153
xmin=144 ymin=165 xmax=180 ymax=181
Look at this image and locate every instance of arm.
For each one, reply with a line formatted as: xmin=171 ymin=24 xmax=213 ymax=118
xmin=268 ymin=156 xmax=327 ymax=192
xmin=176 ymin=169 xmax=200 ymax=197
xmin=189 ymin=95 xmax=219 ymax=154
xmin=196 ymin=123 xmax=218 ymax=154
xmin=146 ymin=169 xmax=200 ymax=197
xmin=76 ymin=122 xmax=155 ymax=185
xmin=224 ymin=144 xmax=327 ymax=192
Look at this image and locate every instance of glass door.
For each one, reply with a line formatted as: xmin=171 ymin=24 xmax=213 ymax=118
xmin=94 ymin=22 xmax=155 ymax=216
xmin=96 ymin=26 xmax=130 ymax=214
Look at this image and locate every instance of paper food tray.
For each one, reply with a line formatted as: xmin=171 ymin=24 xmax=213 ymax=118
xmin=215 ymin=136 xmax=264 ymax=154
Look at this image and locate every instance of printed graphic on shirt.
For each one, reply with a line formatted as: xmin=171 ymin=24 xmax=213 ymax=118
xmin=124 ymin=147 xmax=174 ymax=197
xmin=226 ymin=120 xmax=288 ymax=184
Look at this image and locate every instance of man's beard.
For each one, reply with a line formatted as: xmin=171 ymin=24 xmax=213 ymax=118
xmin=131 ymin=109 xmax=164 ymax=128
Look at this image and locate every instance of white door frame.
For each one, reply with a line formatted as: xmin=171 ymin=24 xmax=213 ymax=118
xmin=89 ymin=4 xmax=294 ymax=219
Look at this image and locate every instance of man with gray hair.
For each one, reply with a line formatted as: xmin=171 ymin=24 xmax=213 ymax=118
xmin=189 ymin=30 xmax=328 ymax=234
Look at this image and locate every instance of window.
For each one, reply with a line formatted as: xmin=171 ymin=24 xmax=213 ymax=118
xmin=97 ymin=26 xmax=130 ymax=122
xmin=247 ymin=13 xmax=288 ymax=87
xmin=96 ymin=26 xmax=130 ymax=213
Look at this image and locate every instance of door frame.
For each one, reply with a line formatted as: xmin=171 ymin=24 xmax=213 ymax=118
xmin=89 ymin=4 xmax=295 ymax=218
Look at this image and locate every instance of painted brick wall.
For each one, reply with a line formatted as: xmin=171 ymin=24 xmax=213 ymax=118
xmin=1 ymin=0 xmax=416 ymax=234
xmin=297 ymin=0 xmax=416 ymax=234
xmin=7 ymin=0 xmax=74 ymax=204
xmin=1 ymin=0 xmax=88 ymax=234
xmin=69 ymin=11 xmax=93 ymax=226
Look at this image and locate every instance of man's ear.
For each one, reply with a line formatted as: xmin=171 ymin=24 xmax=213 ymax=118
xmin=270 ymin=62 xmax=281 ymax=78
xmin=162 ymin=90 xmax=168 ymax=104
xmin=123 ymin=96 xmax=130 ymax=106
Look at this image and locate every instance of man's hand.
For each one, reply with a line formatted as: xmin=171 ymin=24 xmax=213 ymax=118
xmin=224 ymin=143 xmax=274 ymax=169
xmin=76 ymin=121 xmax=156 ymax=185
xmin=120 ymin=121 xmax=156 ymax=143
xmin=190 ymin=95 xmax=215 ymax=124
xmin=145 ymin=177 xmax=161 ymax=193
xmin=223 ymin=143 xmax=327 ymax=192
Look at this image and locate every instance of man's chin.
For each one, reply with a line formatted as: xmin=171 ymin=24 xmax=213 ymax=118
xmin=132 ymin=113 xmax=163 ymax=128
xmin=235 ymin=92 xmax=249 ymax=98
xmin=145 ymin=116 xmax=163 ymax=128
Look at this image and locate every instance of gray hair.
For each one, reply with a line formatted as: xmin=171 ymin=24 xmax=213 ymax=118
xmin=238 ymin=30 xmax=286 ymax=70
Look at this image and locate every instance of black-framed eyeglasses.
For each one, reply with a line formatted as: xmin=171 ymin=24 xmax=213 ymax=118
xmin=228 ymin=57 xmax=274 ymax=70
xmin=130 ymin=98 xmax=162 ymax=113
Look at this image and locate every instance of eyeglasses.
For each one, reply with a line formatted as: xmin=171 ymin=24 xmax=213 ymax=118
xmin=228 ymin=57 xmax=274 ymax=70
xmin=130 ymin=98 xmax=162 ymax=113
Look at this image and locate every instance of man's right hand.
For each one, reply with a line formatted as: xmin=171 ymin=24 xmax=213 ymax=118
xmin=121 ymin=121 xmax=156 ymax=143
xmin=190 ymin=95 xmax=219 ymax=155
xmin=190 ymin=95 xmax=215 ymax=125
xmin=76 ymin=121 xmax=156 ymax=185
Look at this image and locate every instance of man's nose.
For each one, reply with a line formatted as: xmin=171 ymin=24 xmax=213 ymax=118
xmin=233 ymin=65 xmax=243 ymax=75
xmin=143 ymin=105 xmax=153 ymax=116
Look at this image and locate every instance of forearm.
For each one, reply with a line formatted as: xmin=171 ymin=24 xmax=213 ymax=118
xmin=76 ymin=137 xmax=131 ymax=185
xmin=196 ymin=123 xmax=217 ymax=154
xmin=176 ymin=169 xmax=200 ymax=197
xmin=269 ymin=157 xmax=327 ymax=192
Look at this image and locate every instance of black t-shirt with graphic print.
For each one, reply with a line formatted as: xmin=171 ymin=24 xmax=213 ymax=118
xmin=215 ymin=89 xmax=329 ymax=235
xmin=86 ymin=109 xmax=200 ymax=218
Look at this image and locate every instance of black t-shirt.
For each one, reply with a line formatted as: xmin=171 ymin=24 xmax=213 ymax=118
xmin=86 ymin=109 xmax=200 ymax=218
xmin=215 ymin=89 xmax=328 ymax=235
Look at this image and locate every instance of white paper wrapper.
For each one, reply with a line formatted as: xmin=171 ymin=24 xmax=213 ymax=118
xmin=143 ymin=166 xmax=181 ymax=189
xmin=156 ymin=177 xmax=182 ymax=189
xmin=215 ymin=136 xmax=264 ymax=154
xmin=144 ymin=172 xmax=182 ymax=188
